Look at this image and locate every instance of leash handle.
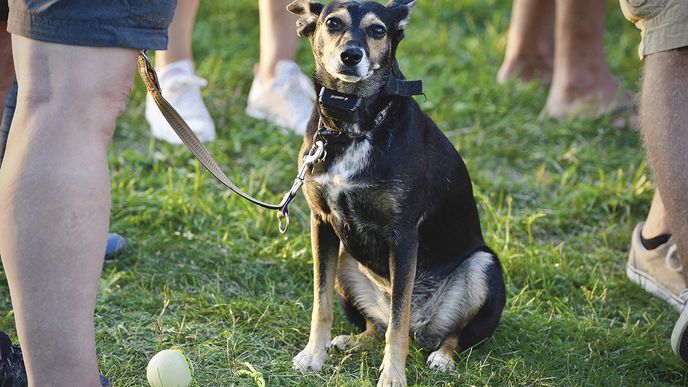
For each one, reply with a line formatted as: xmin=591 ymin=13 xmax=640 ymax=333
xmin=138 ymin=51 xmax=307 ymax=233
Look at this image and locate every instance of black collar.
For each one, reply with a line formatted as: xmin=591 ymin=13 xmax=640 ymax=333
xmin=317 ymin=74 xmax=422 ymax=125
xmin=316 ymin=101 xmax=395 ymax=144
xmin=315 ymin=74 xmax=422 ymax=144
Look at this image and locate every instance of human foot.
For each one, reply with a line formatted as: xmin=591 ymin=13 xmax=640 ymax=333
xmin=543 ymin=72 xmax=635 ymax=128
xmin=497 ymin=55 xmax=553 ymax=86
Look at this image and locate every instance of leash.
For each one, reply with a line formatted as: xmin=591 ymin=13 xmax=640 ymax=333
xmin=137 ymin=51 xmax=422 ymax=233
xmin=137 ymin=51 xmax=323 ymax=233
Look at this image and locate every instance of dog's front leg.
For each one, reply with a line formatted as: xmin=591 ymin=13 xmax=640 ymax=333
xmin=378 ymin=232 xmax=418 ymax=387
xmin=293 ymin=214 xmax=340 ymax=372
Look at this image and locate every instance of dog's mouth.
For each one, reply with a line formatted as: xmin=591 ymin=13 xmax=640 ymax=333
xmin=334 ymin=66 xmax=365 ymax=82
xmin=328 ymin=63 xmax=382 ymax=84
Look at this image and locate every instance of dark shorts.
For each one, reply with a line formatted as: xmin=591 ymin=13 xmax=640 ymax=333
xmin=0 ymin=79 xmax=16 ymax=164
xmin=1 ymin=1 xmax=8 ymax=22
xmin=5 ymin=0 xmax=176 ymax=50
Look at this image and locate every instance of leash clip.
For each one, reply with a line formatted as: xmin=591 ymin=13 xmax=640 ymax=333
xmin=276 ymin=140 xmax=326 ymax=233
xmin=137 ymin=51 xmax=161 ymax=92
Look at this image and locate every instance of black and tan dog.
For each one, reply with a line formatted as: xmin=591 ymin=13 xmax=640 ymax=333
xmin=287 ymin=1 xmax=506 ymax=385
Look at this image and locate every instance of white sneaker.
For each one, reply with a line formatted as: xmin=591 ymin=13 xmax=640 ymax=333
xmin=671 ymin=290 xmax=688 ymax=364
xmin=245 ymin=60 xmax=316 ymax=135
xmin=145 ymin=59 xmax=216 ymax=144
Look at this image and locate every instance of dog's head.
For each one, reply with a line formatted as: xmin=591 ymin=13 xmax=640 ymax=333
xmin=288 ymin=0 xmax=416 ymax=96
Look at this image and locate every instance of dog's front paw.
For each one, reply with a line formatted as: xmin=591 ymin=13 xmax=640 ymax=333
xmin=377 ymin=358 xmax=407 ymax=387
xmin=426 ymin=350 xmax=456 ymax=372
xmin=292 ymin=346 xmax=329 ymax=372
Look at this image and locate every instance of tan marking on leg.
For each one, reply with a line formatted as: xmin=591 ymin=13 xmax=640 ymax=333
xmin=378 ymin=273 xmax=414 ymax=387
xmin=293 ymin=217 xmax=339 ymax=372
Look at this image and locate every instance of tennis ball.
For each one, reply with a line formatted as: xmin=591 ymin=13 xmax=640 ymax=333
xmin=146 ymin=349 xmax=192 ymax=387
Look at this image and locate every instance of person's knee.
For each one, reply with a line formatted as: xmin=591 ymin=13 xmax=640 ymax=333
xmin=12 ymin=38 xmax=138 ymax=141
xmin=14 ymin=81 xmax=132 ymax=146
xmin=18 ymin=67 xmax=133 ymax=129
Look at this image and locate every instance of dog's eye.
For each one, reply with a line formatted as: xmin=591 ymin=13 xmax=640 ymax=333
xmin=368 ymin=25 xmax=386 ymax=39
xmin=326 ymin=18 xmax=341 ymax=31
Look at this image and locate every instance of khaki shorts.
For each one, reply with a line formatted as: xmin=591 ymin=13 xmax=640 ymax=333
xmin=620 ymin=0 xmax=688 ymax=58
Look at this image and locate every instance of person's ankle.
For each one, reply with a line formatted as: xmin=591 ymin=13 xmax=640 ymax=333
xmin=157 ymin=59 xmax=195 ymax=84
xmin=255 ymin=63 xmax=276 ymax=84
xmin=642 ymin=219 xmax=672 ymax=241
xmin=561 ymin=75 xmax=609 ymax=101
xmin=497 ymin=53 xmax=553 ymax=84
xmin=545 ymin=69 xmax=628 ymax=118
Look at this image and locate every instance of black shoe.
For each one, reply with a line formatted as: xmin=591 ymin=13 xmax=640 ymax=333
xmin=0 ymin=331 xmax=111 ymax=386
xmin=0 ymin=331 xmax=27 ymax=387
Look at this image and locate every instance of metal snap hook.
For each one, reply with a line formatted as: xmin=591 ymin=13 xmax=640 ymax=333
xmin=277 ymin=209 xmax=290 ymax=234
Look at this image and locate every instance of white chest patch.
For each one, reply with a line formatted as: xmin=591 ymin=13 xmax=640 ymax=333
xmin=310 ymin=139 xmax=373 ymax=221
xmin=314 ymin=138 xmax=372 ymax=185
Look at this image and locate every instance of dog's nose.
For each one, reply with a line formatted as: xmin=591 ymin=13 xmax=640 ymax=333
xmin=340 ymin=48 xmax=363 ymax=67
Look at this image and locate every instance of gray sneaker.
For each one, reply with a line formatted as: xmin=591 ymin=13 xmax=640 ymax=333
xmin=671 ymin=290 xmax=688 ymax=365
xmin=626 ymin=222 xmax=685 ymax=311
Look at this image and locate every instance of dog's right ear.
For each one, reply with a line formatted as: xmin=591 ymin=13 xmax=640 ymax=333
xmin=287 ymin=0 xmax=324 ymax=37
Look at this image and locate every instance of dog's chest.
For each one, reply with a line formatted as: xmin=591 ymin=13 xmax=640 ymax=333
xmin=304 ymin=140 xmax=402 ymax=263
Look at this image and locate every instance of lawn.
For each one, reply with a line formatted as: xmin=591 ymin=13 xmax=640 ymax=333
xmin=2 ymin=0 xmax=688 ymax=385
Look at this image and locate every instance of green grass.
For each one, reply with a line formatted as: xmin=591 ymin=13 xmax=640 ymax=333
xmin=2 ymin=0 xmax=688 ymax=385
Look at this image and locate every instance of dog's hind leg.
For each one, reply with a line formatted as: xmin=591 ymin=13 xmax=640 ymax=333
xmin=427 ymin=335 xmax=458 ymax=372
xmin=333 ymin=248 xmax=384 ymax=351
xmin=293 ymin=214 xmax=341 ymax=372
xmin=417 ymin=249 xmax=505 ymax=369
xmin=337 ymin=292 xmax=367 ymax=332
xmin=455 ymin=261 xmax=506 ymax=352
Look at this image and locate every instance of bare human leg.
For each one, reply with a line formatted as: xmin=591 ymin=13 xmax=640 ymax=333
xmin=497 ymin=0 xmax=555 ymax=85
xmin=155 ymin=0 xmax=199 ymax=67
xmin=0 ymin=36 xmax=137 ymax=386
xmin=642 ymin=190 xmax=672 ymax=239
xmin=246 ymin=0 xmax=314 ymax=134
xmin=257 ymin=0 xmax=300 ymax=81
xmin=146 ymin=0 xmax=216 ymax=144
xmin=641 ymin=46 xmax=688 ymax=363
xmin=545 ymin=0 xmax=633 ymax=122
xmin=639 ymin=47 xmax=688 ymax=284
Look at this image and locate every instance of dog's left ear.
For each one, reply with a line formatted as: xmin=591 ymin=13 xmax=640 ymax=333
xmin=386 ymin=0 xmax=417 ymax=33
xmin=287 ymin=0 xmax=324 ymax=37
